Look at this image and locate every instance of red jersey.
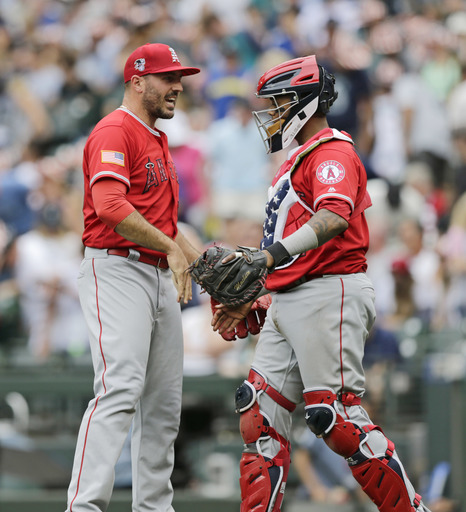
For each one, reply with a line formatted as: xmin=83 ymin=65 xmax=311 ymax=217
xmin=82 ymin=107 xmax=179 ymax=260
xmin=262 ymin=128 xmax=372 ymax=291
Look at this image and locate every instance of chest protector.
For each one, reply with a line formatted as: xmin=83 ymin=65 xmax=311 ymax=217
xmin=260 ymin=129 xmax=354 ymax=270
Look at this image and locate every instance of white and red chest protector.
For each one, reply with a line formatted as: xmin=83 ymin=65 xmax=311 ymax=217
xmin=261 ymin=128 xmax=372 ymax=291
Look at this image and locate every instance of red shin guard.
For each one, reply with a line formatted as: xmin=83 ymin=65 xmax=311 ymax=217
xmin=304 ymin=388 xmax=424 ymax=512
xmin=236 ymin=372 xmax=293 ymax=512
xmin=352 ymin=457 xmax=421 ymax=512
xmin=239 ymin=451 xmax=289 ymax=512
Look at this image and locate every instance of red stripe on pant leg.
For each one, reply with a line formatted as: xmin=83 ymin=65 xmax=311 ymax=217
xmin=93 ymin=258 xmax=107 ymax=393
xmin=70 ymin=396 xmax=101 ymax=511
xmin=70 ymin=258 xmax=108 ymax=510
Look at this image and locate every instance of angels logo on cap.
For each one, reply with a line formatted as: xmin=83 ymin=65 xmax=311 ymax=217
xmin=123 ymin=43 xmax=200 ymax=82
xmin=316 ymin=160 xmax=345 ymax=185
xmin=169 ymin=47 xmax=180 ymax=63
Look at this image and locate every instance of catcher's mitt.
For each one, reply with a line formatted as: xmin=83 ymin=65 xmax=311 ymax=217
xmin=189 ymin=245 xmax=268 ymax=306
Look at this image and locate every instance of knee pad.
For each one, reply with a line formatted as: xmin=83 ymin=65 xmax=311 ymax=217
xmin=304 ymin=388 xmax=428 ymax=512
xmin=235 ymin=369 xmax=292 ymax=512
xmin=235 ymin=369 xmax=295 ymax=445
xmin=304 ymin=388 xmax=363 ymax=457
xmin=304 ymin=398 xmax=337 ymax=437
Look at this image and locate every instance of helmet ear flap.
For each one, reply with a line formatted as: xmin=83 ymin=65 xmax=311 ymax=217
xmin=317 ymin=66 xmax=338 ymax=115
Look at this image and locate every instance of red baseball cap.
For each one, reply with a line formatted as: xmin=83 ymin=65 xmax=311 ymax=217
xmin=123 ymin=43 xmax=200 ymax=83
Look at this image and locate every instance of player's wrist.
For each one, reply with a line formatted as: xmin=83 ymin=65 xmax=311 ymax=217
xmin=165 ymin=239 xmax=181 ymax=256
xmin=264 ymin=242 xmax=291 ymax=272
xmin=266 ymin=224 xmax=319 ymax=272
xmin=262 ymin=250 xmax=275 ymax=269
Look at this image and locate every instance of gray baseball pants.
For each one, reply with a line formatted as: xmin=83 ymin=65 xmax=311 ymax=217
xmin=66 ymin=247 xmax=183 ymax=512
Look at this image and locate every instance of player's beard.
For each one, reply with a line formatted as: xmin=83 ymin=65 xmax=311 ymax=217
xmin=142 ymin=85 xmax=177 ymax=120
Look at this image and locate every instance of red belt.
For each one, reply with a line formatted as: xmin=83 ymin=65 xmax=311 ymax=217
xmin=107 ymin=249 xmax=169 ymax=269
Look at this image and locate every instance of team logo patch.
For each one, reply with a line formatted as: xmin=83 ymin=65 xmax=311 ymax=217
xmin=134 ymin=58 xmax=146 ymax=72
xmin=101 ymin=150 xmax=125 ymax=166
xmin=169 ymin=47 xmax=180 ymax=63
xmin=316 ymin=160 xmax=345 ymax=185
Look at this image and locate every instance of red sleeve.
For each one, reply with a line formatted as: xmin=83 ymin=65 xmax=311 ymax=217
xmin=318 ymin=197 xmax=352 ymax=221
xmin=86 ymin=123 xmax=132 ymax=189
xmin=304 ymin=145 xmax=360 ymax=215
xmin=91 ymin=178 xmax=136 ymax=229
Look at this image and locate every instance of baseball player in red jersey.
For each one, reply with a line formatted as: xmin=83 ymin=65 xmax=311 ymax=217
xmin=212 ymin=56 xmax=431 ymax=512
xmin=65 ymin=44 xmax=201 ymax=512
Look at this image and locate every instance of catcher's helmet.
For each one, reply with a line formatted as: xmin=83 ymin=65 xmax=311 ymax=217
xmin=253 ymin=55 xmax=338 ymax=153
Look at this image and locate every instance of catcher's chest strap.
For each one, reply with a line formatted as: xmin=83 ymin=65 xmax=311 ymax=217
xmin=248 ymin=369 xmax=296 ymax=412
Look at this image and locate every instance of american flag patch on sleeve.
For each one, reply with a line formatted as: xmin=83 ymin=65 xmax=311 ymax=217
xmin=101 ymin=150 xmax=125 ymax=166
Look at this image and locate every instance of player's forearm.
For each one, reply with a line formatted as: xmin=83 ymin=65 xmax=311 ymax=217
xmin=308 ymin=208 xmax=348 ymax=245
xmin=115 ymin=210 xmax=178 ymax=254
xmin=175 ymin=229 xmax=202 ymax=264
xmin=264 ymin=209 xmax=348 ymax=269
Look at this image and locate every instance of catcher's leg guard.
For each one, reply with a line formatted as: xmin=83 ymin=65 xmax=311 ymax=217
xmin=304 ymin=388 xmax=428 ymax=512
xmin=235 ymin=369 xmax=295 ymax=512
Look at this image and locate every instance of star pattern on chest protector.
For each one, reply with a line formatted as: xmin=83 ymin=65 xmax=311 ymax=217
xmin=261 ymin=180 xmax=290 ymax=250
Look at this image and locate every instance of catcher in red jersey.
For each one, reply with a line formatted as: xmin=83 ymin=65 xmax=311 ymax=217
xmin=65 ymin=44 xmax=202 ymax=512
xmin=212 ymin=55 xmax=431 ymax=512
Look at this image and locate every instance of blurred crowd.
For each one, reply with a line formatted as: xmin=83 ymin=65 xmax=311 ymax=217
xmin=0 ymin=0 xmax=466 ymax=366
xmin=0 ymin=2 xmax=464 ymax=508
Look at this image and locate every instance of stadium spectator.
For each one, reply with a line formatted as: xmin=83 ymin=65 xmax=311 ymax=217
xmin=438 ymin=192 xmax=466 ymax=328
xmin=157 ymin=111 xmax=209 ymax=232
xmin=205 ymin=97 xmax=270 ymax=223
xmin=388 ymin=218 xmax=444 ymax=330
xmin=13 ymin=201 xmax=87 ymax=362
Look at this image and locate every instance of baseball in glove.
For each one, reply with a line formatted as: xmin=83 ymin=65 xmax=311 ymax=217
xmin=188 ymin=245 xmax=268 ymax=306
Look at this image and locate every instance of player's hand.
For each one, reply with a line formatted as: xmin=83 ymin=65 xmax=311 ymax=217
xmin=220 ymin=250 xmax=243 ymax=264
xmin=167 ymin=246 xmax=192 ymax=304
xmin=221 ymin=249 xmax=273 ymax=268
xmin=211 ymin=300 xmax=254 ymax=335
